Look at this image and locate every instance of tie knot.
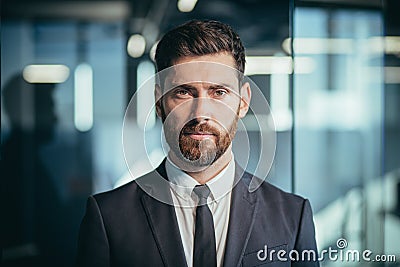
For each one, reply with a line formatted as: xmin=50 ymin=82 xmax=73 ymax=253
xmin=192 ymin=184 xmax=211 ymax=205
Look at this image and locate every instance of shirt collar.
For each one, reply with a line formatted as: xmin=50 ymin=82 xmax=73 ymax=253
xmin=165 ymin=153 xmax=235 ymax=204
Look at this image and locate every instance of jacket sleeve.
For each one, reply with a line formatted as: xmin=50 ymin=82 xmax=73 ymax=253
xmin=76 ymin=196 xmax=110 ymax=267
xmin=292 ymin=199 xmax=320 ymax=267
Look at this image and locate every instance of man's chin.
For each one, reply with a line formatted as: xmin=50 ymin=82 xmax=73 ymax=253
xmin=168 ymin=147 xmax=221 ymax=172
xmin=184 ymin=151 xmax=217 ymax=168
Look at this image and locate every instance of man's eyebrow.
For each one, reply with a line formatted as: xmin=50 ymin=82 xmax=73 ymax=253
xmin=171 ymin=83 xmax=197 ymax=90
xmin=168 ymin=82 xmax=237 ymax=92
xmin=208 ymin=84 xmax=234 ymax=89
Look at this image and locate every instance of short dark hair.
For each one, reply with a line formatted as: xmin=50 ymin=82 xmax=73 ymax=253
xmin=155 ymin=20 xmax=246 ymax=73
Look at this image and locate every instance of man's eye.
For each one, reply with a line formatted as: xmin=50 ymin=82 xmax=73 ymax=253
xmin=175 ymin=89 xmax=191 ymax=97
xmin=214 ymin=89 xmax=227 ymax=97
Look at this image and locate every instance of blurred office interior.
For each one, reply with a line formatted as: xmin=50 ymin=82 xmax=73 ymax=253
xmin=1 ymin=0 xmax=399 ymax=266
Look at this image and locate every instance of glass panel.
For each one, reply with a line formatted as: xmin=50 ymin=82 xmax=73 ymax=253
xmin=1 ymin=21 xmax=126 ymax=266
xmin=382 ymin=0 xmax=400 ymax=262
xmin=292 ymin=2 xmax=398 ymax=266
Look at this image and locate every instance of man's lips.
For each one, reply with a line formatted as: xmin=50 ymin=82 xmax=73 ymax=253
xmin=183 ymin=131 xmax=216 ymax=140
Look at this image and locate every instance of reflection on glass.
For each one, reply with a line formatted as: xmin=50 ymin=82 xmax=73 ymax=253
xmin=74 ymin=63 xmax=93 ymax=132
xmin=293 ymin=5 xmax=396 ymax=266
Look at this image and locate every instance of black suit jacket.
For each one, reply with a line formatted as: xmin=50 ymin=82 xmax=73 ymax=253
xmin=76 ymin=161 xmax=319 ymax=267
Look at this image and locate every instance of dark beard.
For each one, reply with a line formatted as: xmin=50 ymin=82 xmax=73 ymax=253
xmin=178 ymin=115 xmax=238 ymax=167
xmin=179 ymin=120 xmax=222 ymax=167
xmin=161 ymin=101 xmax=240 ymax=168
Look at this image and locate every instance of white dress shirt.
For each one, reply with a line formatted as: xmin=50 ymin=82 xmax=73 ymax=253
xmin=165 ymin=155 xmax=235 ymax=267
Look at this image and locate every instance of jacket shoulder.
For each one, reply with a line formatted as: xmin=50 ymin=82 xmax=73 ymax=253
xmin=260 ymin=181 xmax=306 ymax=205
xmin=91 ymin=170 xmax=157 ymax=208
xmin=242 ymin=172 xmax=308 ymax=217
xmin=241 ymin=170 xmax=306 ymax=206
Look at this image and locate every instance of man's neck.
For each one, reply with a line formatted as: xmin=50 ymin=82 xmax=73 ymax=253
xmin=169 ymin=147 xmax=233 ymax=185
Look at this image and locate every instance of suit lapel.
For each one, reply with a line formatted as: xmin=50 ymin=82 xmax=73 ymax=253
xmin=140 ymin=161 xmax=188 ymax=267
xmin=222 ymin=166 xmax=259 ymax=267
xmin=139 ymin=160 xmax=259 ymax=267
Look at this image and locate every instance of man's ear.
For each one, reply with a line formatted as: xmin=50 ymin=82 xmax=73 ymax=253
xmin=155 ymin=84 xmax=163 ymax=118
xmin=238 ymin=82 xmax=251 ymax=118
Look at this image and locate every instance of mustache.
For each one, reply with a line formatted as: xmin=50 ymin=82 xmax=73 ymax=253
xmin=180 ymin=119 xmax=221 ymax=136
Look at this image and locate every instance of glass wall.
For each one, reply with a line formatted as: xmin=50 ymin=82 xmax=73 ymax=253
xmin=293 ymin=1 xmax=399 ymax=266
xmin=1 ymin=21 xmax=126 ymax=266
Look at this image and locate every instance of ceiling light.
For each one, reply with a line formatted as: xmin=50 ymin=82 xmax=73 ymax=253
xmin=74 ymin=63 xmax=93 ymax=132
xmin=127 ymin=34 xmax=146 ymax=58
xmin=245 ymin=56 xmax=315 ymax=75
xmin=149 ymin=41 xmax=159 ymax=62
xmin=177 ymin=0 xmax=198 ymax=12
xmin=23 ymin=64 xmax=69 ymax=83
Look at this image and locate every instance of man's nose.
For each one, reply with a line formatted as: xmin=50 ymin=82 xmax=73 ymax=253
xmin=191 ymin=97 xmax=212 ymax=120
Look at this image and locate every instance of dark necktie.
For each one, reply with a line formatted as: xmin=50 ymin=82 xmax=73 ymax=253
xmin=192 ymin=184 xmax=217 ymax=267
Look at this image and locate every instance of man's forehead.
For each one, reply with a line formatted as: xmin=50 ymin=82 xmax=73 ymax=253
xmin=161 ymin=61 xmax=239 ymax=90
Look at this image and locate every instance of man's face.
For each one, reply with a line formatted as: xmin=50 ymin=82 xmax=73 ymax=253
xmin=156 ymin=52 xmax=251 ymax=169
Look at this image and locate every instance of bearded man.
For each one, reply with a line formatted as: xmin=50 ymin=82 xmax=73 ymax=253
xmin=76 ymin=20 xmax=319 ymax=267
